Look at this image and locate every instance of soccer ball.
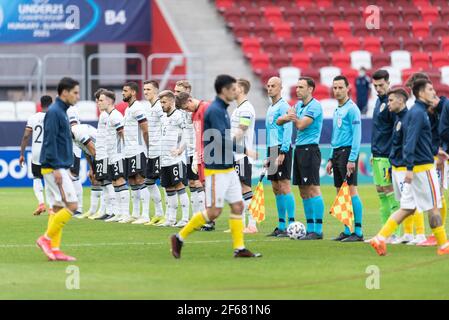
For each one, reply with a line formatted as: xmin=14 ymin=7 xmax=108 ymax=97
xmin=287 ymin=222 xmax=306 ymax=239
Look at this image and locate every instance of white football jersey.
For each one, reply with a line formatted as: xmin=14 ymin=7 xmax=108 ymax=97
xmin=67 ymin=106 xmax=82 ymax=158
xmin=146 ymin=99 xmax=164 ymax=159
xmin=26 ymin=112 xmax=46 ymax=165
xmin=182 ymin=110 xmax=195 ymax=157
xmin=231 ymin=100 xmax=256 ymax=164
xmin=161 ymin=109 xmax=185 ymax=167
xmin=124 ymin=101 xmax=147 ymax=158
xmin=72 ymin=124 xmax=97 ymax=157
xmin=96 ymin=111 xmax=109 ymax=160
xmin=106 ymin=108 xmax=125 ymax=164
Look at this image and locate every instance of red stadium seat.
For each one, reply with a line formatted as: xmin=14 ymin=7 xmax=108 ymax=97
xmin=382 ymin=37 xmax=402 ymax=52
xmin=250 ymin=53 xmax=271 ymax=74
xmin=322 ymin=38 xmax=342 ymax=53
xmin=431 ymin=21 xmax=449 ymax=37
xmin=302 ymin=37 xmax=321 ymax=53
xmin=331 ymin=52 xmax=351 ymax=69
xmin=401 ymin=68 xmax=420 ymax=83
xmin=402 ymin=8 xmax=421 ymax=21
xmin=333 ymin=22 xmax=352 ymax=38
xmin=241 ymin=37 xmax=261 ymax=57
xmin=313 ymin=22 xmax=332 ymax=37
xmin=231 ymin=23 xmax=252 ymax=39
xmin=403 ymin=38 xmax=421 ymax=51
xmin=316 ymin=0 xmax=332 ymax=8
xmin=314 ymin=84 xmax=331 ymax=100
xmin=296 ymin=0 xmax=314 ymax=8
xmin=411 ymin=52 xmax=431 ymax=69
xmin=412 ymin=21 xmax=430 ymax=38
xmin=292 ymin=52 xmax=311 ymax=69
xmin=392 ymin=22 xmax=411 ymax=37
xmin=353 ymin=22 xmax=372 ymax=36
xmin=324 ymin=7 xmax=341 ymax=21
xmin=434 ymin=83 xmax=449 ymax=97
xmin=442 ymin=37 xmax=449 ymax=52
xmin=261 ymin=38 xmax=282 ymax=54
xmin=432 ymin=52 xmax=449 ymax=68
xmin=260 ymin=68 xmax=279 ymax=85
xmin=273 ymin=22 xmax=292 ymax=39
xmin=264 ymin=6 xmax=283 ymax=23
xmin=341 ymin=7 xmax=362 ymax=23
xmin=216 ymin=0 xmax=235 ymax=12
xmin=223 ymin=7 xmax=243 ymax=25
xmin=235 ymin=0 xmax=254 ymax=9
xmin=252 ymin=24 xmax=272 ymax=38
xmin=340 ymin=68 xmax=358 ymax=88
xmin=420 ymin=6 xmax=439 ymax=22
xmin=283 ymin=38 xmax=302 ymax=52
xmin=300 ymin=68 xmax=320 ymax=81
xmin=440 ymin=7 xmax=449 ymax=21
xmin=370 ymin=24 xmax=392 ymax=38
xmin=291 ymin=23 xmax=313 ymax=37
xmin=283 ymin=7 xmax=302 ymax=24
xmin=311 ymin=53 xmax=330 ymax=68
xmin=372 ymin=53 xmax=391 ymax=69
xmin=421 ymin=38 xmax=440 ymax=52
xmin=426 ymin=69 xmax=442 ymax=84
xmin=341 ymin=37 xmax=361 ymax=52
xmin=271 ymin=54 xmax=291 ymax=69
xmin=362 ymin=37 xmax=381 ymax=53
xmin=278 ymin=0 xmax=295 ymax=8
xmin=382 ymin=7 xmax=402 ymax=22
xmin=245 ymin=8 xmax=263 ymax=24
xmin=301 ymin=7 xmax=322 ymax=23
xmin=258 ymin=0 xmax=274 ymax=7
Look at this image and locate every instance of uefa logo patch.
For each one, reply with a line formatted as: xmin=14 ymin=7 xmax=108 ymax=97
xmin=380 ymin=103 xmax=386 ymax=112
xmin=396 ymin=121 xmax=401 ymax=131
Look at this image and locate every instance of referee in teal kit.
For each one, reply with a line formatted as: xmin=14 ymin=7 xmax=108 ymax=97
xmin=326 ymin=75 xmax=364 ymax=242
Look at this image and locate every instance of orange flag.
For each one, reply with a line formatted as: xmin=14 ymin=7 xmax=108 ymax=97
xmin=329 ymin=181 xmax=354 ymax=232
xmin=249 ymin=181 xmax=265 ymax=223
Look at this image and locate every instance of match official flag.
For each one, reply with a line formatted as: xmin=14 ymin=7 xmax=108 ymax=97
xmin=329 ymin=181 xmax=354 ymax=232
xmin=248 ymin=170 xmax=266 ymax=223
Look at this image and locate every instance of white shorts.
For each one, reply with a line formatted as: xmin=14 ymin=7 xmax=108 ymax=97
xmin=43 ymin=169 xmax=78 ymax=208
xmin=392 ymin=169 xmax=406 ymax=201
xmin=400 ymin=168 xmax=442 ymax=212
xmin=205 ymin=170 xmax=243 ymax=208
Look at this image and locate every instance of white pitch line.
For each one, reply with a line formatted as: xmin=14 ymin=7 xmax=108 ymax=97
xmin=0 ymin=238 xmax=281 ymax=249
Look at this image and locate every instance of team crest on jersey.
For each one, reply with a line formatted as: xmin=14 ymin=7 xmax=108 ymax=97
xmin=337 ymin=117 xmax=342 ymax=128
xmin=380 ymin=103 xmax=386 ymax=112
xmin=396 ymin=121 xmax=401 ymax=131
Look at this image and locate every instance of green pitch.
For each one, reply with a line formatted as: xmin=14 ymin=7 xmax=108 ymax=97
xmin=1 ymin=186 xmax=449 ymax=300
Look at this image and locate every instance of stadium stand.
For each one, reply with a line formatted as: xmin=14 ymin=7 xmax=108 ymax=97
xmin=216 ymin=0 xmax=449 ymax=105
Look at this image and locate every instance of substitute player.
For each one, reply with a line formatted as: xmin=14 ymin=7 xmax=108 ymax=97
xmin=122 ymin=82 xmax=151 ymax=224
xmin=277 ymin=77 xmax=325 ymax=240
xmin=170 ymin=75 xmax=260 ymax=259
xmin=158 ymin=90 xmax=189 ymax=227
xmin=264 ymin=77 xmax=295 ymax=238
xmin=370 ymin=79 xmax=449 ymax=256
xmin=36 ymin=77 xmax=80 ymax=262
xmin=19 ymin=95 xmax=53 ymax=216
xmin=142 ymin=80 xmax=165 ymax=225
xmin=326 ymin=75 xmax=364 ymax=242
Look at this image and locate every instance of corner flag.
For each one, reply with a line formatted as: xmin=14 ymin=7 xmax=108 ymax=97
xmin=329 ymin=181 xmax=354 ymax=232
xmin=248 ymin=170 xmax=266 ymax=223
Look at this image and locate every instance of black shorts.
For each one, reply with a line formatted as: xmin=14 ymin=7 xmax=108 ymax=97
xmin=267 ymin=146 xmax=292 ymax=181
xmin=234 ymin=156 xmax=252 ymax=187
xmin=108 ymin=159 xmax=125 ymax=181
xmin=160 ymin=162 xmax=186 ymax=188
xmin=125 ymin=152 xmax=146 ymax=178
xmin=293 ymin=144 xmax=321 ymax=186
xmin=70 ymin=155 xmax=80 ymax=177
xmin=31 ymin=163 xmax=42 ymax=179
xmin=332 ymin=146 xmax=358 ymax=188
xmin=94 ymin=158 xmax=110 ymax=181
xmin=146 ymin=157 xmax=161 ymax=180
xmin=187 ymin=156 xmax=199 ymax=181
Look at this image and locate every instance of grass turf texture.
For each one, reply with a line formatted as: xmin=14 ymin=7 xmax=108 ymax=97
xmin=1 ymin=186 xmax=449 ymax=300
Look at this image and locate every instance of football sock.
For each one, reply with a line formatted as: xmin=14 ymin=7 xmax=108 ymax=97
xmin=441 ymin=196 xmax=447 ymax=227
xmin=47 ymin=213 xmax=61 ymax=249
xmin=104 ymin=183 xmax=116 ymax=216
xmin=229 ymin=214 xmax=245 ymax=250
xmin=33 ymin=178 xmax=44 ymax=204
xmin=178 ymin=211 xmax=208 ymax=241
xmin=197 ymin=187 xmax=206 ymax=212
xmin=148 ymin=183 xmax=164 ymax=217
xmin=378 ymin=192 xmax=389 ymax=225
xmin=311 ymin=195 xmax=324 ymax=235
xmin=378 ymin=217 xmax=399 ymax=240
xmin=115 ymin=184 xmax=129 ymax=217
xmin=88 ymin=186 xmax=102 ymax=213
xmin=189 ymin=187 xmax=199 ymax=215
xmin=414 ymin=211 xmax=425 ymax=235
xmin=139 ymin=184 xmax=150 ymax=219
xmin=243 ymin=191 xmax=255 ymax=228
xmin=284 ymin=193 xmax=296 ymax=225
xmin=386 ymin=192 xmax=401 ymax=236
xmin=178 ymin=188 xmax=190 ymax=221
xmin=130 ymin=185 xmax=141 ymax=218
xmin=352 ymin=195 xmax=363 ymax=237
xmin=45 ymin=207 xmax=72 ymax=240
xmin=431 ymin=226 xmax=448 ymax=247
xmin=166 ymin=190 xmax=178 ymax=222
xmin=275 ymin=194 xmax=286 ymax=231
xmin=98 ymin=190 xmax=106 ymax=214
xmin=302 ymin=198 xmax=314 ymax=233
xmin=403 ymin=214 xmax=414 ymax=235
xmin=73 ymin=179 xmax=83 ymax=213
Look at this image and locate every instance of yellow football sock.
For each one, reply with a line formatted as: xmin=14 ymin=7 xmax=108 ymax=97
xmin=47 ymin=213 xmax=62 ymax=249
xmin=431 ymin=226 xmax=448 ymax=247
xmin=414 ymin=211 xmax=425 ymax=235
xmin=441 ymin=196 xmax=447 ymax=227
xmin=178 ymin=211 xmax=207 ymax=241
xmin=379 ymin=217 xmax=399 ymax=239
xmin=403 ymin=214 xmax=414 ymax=234
xmin=229 ymin=214 xmax=245 ymax=250
xmin=47 ymin=213 xmax=54 ymax=229
xmin=45 ymin=208 xmax=72 ymax=239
